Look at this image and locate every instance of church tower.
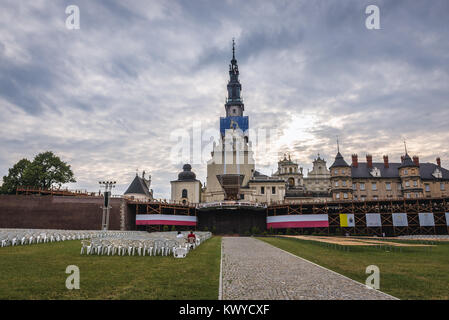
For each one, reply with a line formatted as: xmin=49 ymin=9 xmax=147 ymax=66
xmin=225 ymin=39 xmax=244 ymax=117
xmin=220 ymin=39 xmax=249 ymax=142
xmin=204 ymin=40 xmax=255 ymax=202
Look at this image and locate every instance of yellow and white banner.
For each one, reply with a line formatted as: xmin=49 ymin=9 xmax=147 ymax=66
xmin=339 ymin=213 xmax=355 ymax=227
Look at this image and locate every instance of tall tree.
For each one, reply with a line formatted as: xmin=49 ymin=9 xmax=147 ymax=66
xmin=1 ymin=159 xmax=32 ymax=194
xmin=1 ymin=151 xmax=76 ymax=194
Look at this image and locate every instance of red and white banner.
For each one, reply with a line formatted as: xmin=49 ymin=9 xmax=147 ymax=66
xmin=267 ymin=214 xmax=329 ymax=229
xmin=136 ymin=214 xmax=197 ymax=226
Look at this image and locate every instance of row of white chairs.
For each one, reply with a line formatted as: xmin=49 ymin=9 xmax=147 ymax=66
xmin=0 ymin=228 xmax=147 ymax=248
xmin=398 ymin=234 xmax=449 ymax=240
xmin=80 ymin=231 xmax=212 ymax=258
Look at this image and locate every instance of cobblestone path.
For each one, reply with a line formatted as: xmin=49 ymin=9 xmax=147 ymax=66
xmin=221 ymin=237 xmax=397 ymax=300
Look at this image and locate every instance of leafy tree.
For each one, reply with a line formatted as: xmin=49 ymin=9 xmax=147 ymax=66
xmin=1 ymin=159 xmax=32 ymax=194
xmin=1 ymin=151 xmax=76 ymax=194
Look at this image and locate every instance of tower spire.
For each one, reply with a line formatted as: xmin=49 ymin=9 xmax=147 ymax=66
xmin=336 ymin=136 xmax=340 ymax=153
xmin=225 ymin=38 xmax=244 ymax=116
xmin=403 ymin=140 xmax=408 ymax=154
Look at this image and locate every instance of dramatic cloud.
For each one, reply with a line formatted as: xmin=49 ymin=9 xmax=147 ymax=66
xmin=0 ymin=0 xmax=448 ymax=198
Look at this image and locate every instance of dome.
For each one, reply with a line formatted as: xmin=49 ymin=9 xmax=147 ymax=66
xmin=178 ymin=164 xmax=196 ymax=181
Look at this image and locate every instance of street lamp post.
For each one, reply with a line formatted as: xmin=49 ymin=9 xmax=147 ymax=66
xmin=99 ymin=180 xmax=116 ymax=230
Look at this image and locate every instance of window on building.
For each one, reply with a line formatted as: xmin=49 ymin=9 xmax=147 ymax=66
xmin=404 ymin=169 xmax=408 ymax=175
xmin=335 ymin=193 xmax=340 ymax=199
xmin=386 ymin=183 xmax=391 ymax=191
xmin=373 ymin=196 xmax=378 ymax=200
xmin=405 ymin=181 xmax=410 ymax=188
xmin=353 ymin=183 xmax=357 ymax=190
xmin=441 ymin=183 xmax=445 ymax=191
xmin=415 ymin=193 xmax=419 ymax=198
xmin=413 ymin=180 xmax=418 ymax=187
xmin=343 ymin=193 xmax=348 ymax=199
xmin=372 ymin=183 xmax=377 ymax=191
xmin=342 ymin=169 xmax=345 ymax=174
xmin=406 ymin=193 xmax=411 ymax=199
xmin=272 ymin=186 xmax=276 ymax=194
xmin=425 ymin=184 xmax=430 ymax=192
xmin=182 ymin=189 xmax=188 ymax=198
xmin=360 ymin=183 xmax=365 ymax=191
xmin=289 ymin=168 xmax=292 ymax=173
xmin=397 ymin=183 xmax=402 ymax=190
xmin=361 ymin=196 xmax=366 ymax=201
xmin=354 ymin=195 xmax=358 ymax=200
xmin=342 ymin=181 xmax=347 ymax=187
xmin=261 ymin=186 xmax=265 ymax=194
xmin=335 ymin=181 xmax=339 ymax=187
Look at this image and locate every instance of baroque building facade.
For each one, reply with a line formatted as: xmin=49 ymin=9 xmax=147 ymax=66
xmin=330 ymin=151 xmax=449 ymax=201
xmin=303 ymin=155 xmax=331 ymax=193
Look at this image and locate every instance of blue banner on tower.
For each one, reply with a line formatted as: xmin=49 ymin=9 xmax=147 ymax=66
xmin=220 ymin=116 xmax=249 ymax=136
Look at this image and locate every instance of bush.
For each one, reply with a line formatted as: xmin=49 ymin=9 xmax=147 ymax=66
xmin=163 ymin=225 xmax=169 ymax=232
xmin=250 ymin=226 xmax=260 ymax=235
xmin=211 ymin=226 xmax=217 ymax=234
xmin=171 ymin=225 xmax=176 ymax=232
xmin=286 ymin=228 xmax=293 ymax=235
xmin=244 ymin=231 xmax=250 ymax=236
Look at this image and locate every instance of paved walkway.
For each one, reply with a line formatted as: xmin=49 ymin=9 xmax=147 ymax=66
xmin=221 ymin=237 xmax=397 ymax=300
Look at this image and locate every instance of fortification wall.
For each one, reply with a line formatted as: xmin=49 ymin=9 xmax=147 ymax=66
xmin=0 ymin=195 xmax=131 ymax=230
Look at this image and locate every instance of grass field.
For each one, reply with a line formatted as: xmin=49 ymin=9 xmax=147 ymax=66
xmin=0 ymin=236 xmax=221 ymax=300
xmin=258 ymin=236 xmax=449 ymax=300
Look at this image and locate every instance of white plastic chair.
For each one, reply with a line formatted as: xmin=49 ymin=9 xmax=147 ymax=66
xmin=174 ymin=247 xmax=188 ymax=258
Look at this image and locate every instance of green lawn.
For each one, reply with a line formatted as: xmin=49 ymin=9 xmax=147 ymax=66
xmin=0 ymin=236 xmax=221 ymax=300
xmin=258 ymin=236 xmax=449 ymax=300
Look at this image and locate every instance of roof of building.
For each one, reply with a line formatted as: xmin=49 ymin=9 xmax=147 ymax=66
xmin=285 ymin=190 xmax=331 ymax=198
xmin=398 ymin=153 xmax=418 ymax=168
xmin=176 ymin=164 xmax=198 ymax=182
xmin=250 ymin=170 xmax=285 ymax=183
xmin=329 ymin=152 xmax=350 ymax=168
xmin=124 ymin=175 xmax=151 ymax=197
xmin=351 ymin=162 xmax=449 ymax=180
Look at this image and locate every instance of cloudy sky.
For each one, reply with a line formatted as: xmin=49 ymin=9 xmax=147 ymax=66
xmin=1 ymin=0 xmax=448 ymax=198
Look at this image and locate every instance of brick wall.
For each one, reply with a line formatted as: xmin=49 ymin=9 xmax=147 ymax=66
xmin=0 ymin=195 xmax=131 ymax=230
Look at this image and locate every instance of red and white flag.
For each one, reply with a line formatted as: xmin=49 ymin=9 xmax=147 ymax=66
xmin=136 ymin=214 xmax=197 ymax=226
xmin=267 ymin=214 xmax=329 ymax=229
